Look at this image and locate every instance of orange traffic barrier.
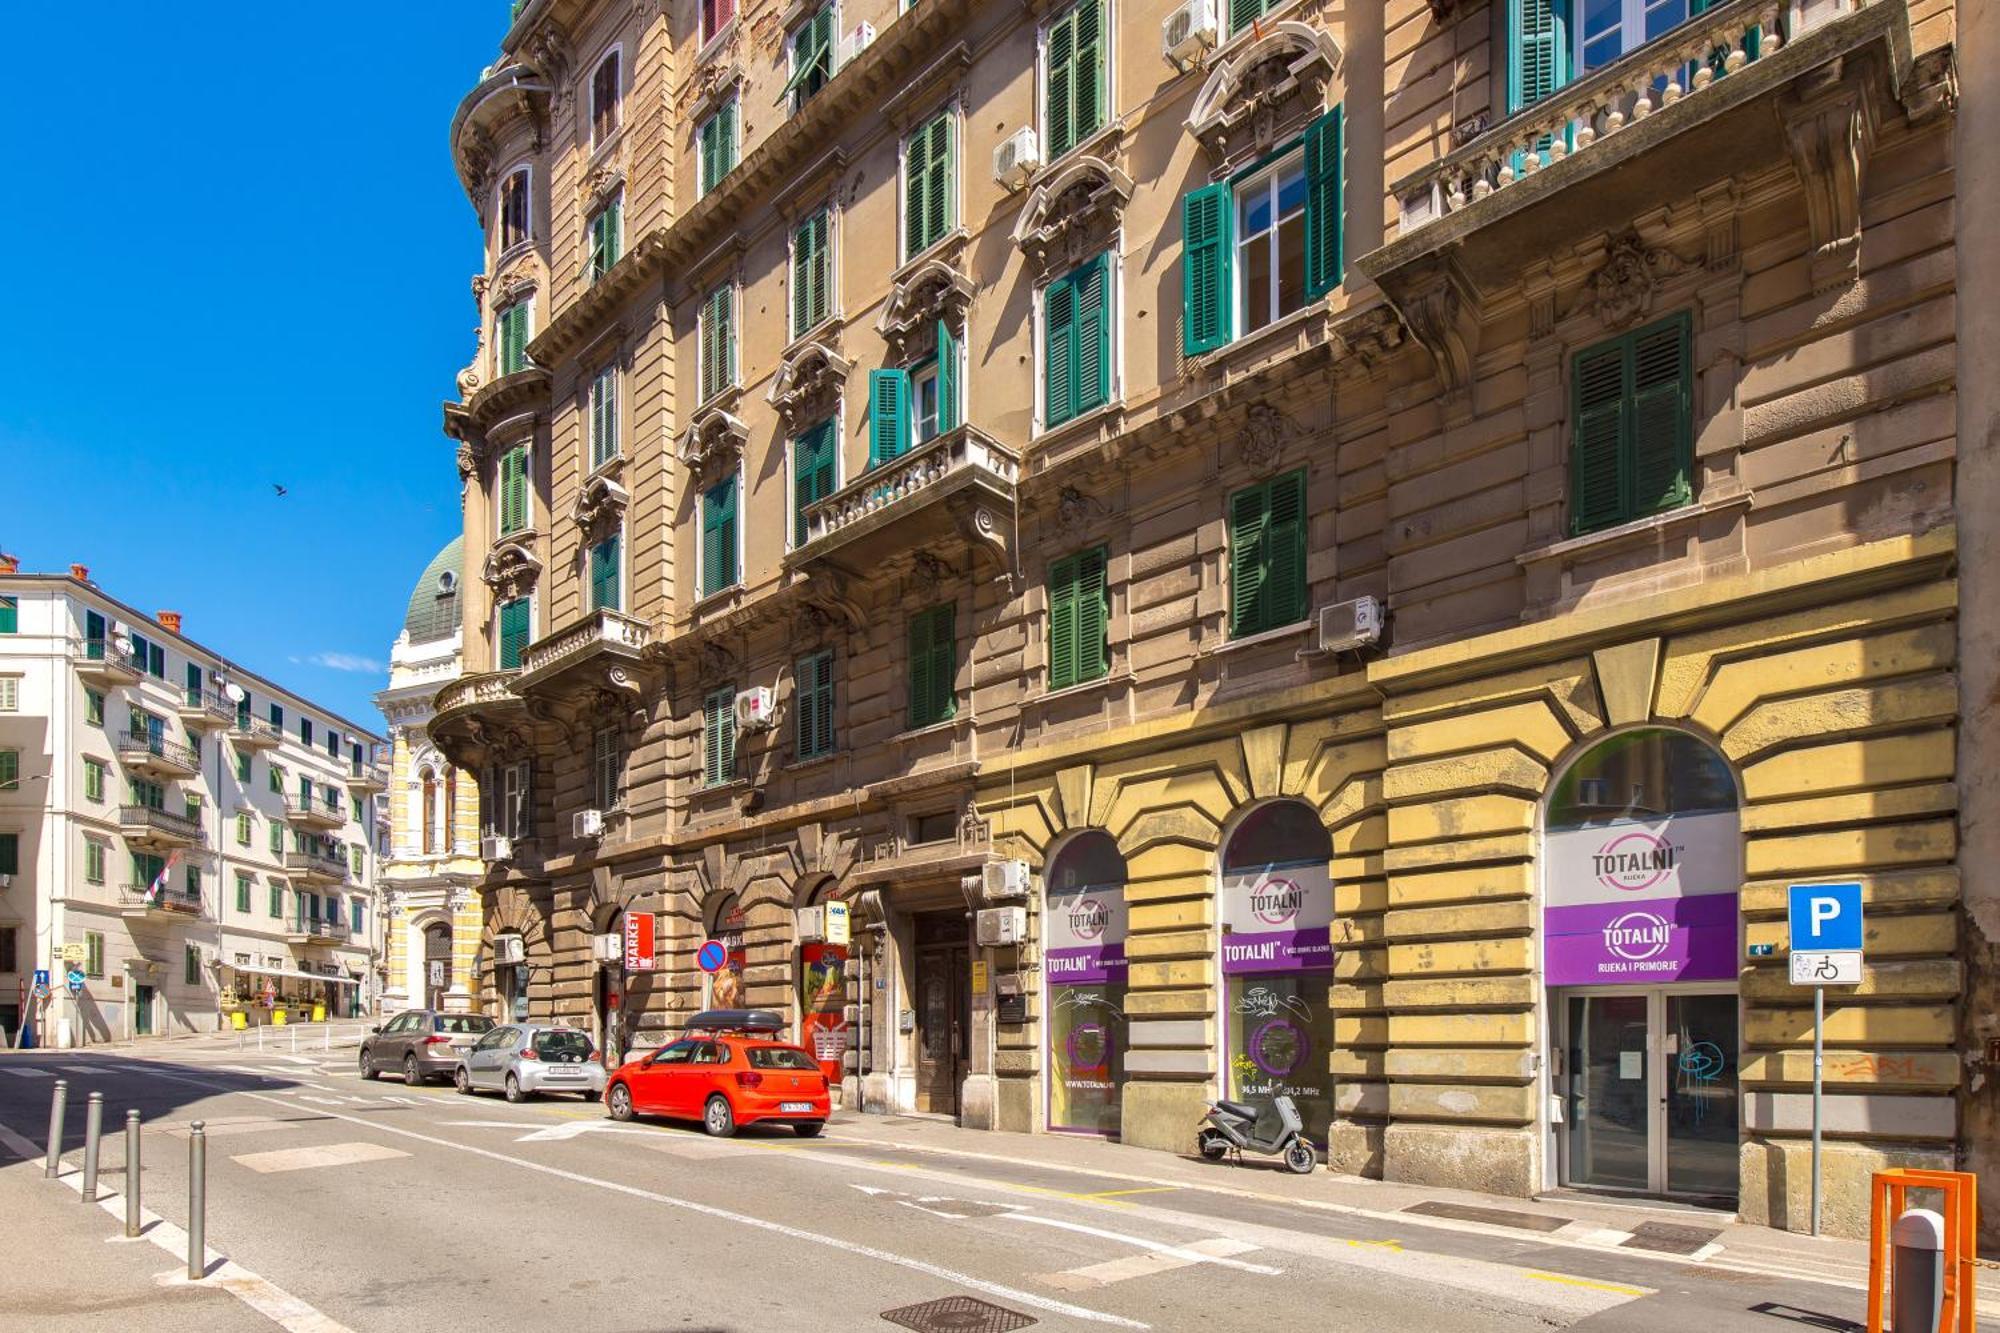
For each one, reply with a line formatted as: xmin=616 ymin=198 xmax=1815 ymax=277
xmin=1866 ymin=1168 xmax=1978 ymax=1333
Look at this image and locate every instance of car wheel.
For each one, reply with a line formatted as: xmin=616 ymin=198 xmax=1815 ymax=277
xmin=703 ymin=1095 xmax=737 ymax=1138
xmin=1284 ymin=1139 xmax=1317 ymax=1175
xmin=359 ymin=1049 xmax=378 ymax=1081
xmin=504 ymin=1074 xmax=526 ymax=1104
xmin=403 ymin=1055 xmax=423 ymax=1087
xmin=454 ymin=1067 xmax=471 ymax=1095
xmin=793 ymin=1121 xmax=824 ymax=1138
xmin=607 ymin=1083 xmax=634 ymax=1122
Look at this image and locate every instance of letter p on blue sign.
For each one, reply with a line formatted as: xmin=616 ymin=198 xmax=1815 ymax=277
xmin=1788 ymin=882 xmax=1863 ymax=952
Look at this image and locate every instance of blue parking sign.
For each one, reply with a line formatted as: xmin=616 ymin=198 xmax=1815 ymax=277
xmin=1788 ymin=882 xmax=1863 ymax=952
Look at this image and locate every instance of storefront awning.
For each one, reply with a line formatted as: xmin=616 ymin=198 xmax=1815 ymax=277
xmin=222 ymin=962 xmax=361 ymax=987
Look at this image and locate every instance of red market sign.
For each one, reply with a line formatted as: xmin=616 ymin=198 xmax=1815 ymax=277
xmin=624 ymin=913 xmax=657 ymax=972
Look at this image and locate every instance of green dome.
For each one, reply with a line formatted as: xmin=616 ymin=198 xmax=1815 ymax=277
xmin=402 ymin=536 xmax=464 ymax=644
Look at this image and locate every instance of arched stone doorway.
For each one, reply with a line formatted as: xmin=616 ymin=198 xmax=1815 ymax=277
xmin=1543 ymin=726 xmax=1741 ymax=1202
xmin=1044 ymin=831 xmax=1129 ymax=1137
xmin=422 ymin=921 xmax=453 ymax=1010
xmin=1219 ymin=798 xmax=1336 ymax=1145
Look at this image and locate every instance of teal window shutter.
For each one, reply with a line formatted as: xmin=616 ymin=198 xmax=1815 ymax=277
xmin=702 ymin=476 xmax=738 ymax=594
xmin=700 ymin=100 xmax=737 ymax=196
xmin=792 ymin=210 xmax=829 ymax=338
xmin=1229 ymin=0 xmax=1277 ymax=35
xmin=0 ymin=597 xmax=14 ymax=634
xmin=1182 ymin=184 xmax=1232 ymax=356
xmin=782 ymin=5 xmax=832 ymax=107
xmin=1509 ymin=0 xmax=1571 ymax=114
xmin=793 ymin=419 xmax=837 ymax=546
xmin=1229 ymin=468 xmax=1309 ymax=637
xmin=796 ymin=650 xmax=835 ymax=759
xmin=499 ymin=446 xmax=528 ymax=534
xmin=905 ymin=111 xmax=953 ymax=258
xmin=704 ymin=687 xmax=736 ymax=785
xmin=589 ymin=196 xmax=622 ymax=281
xmin=702 ymin=284 xmax=734 ymax=402
xmin=869 ymin=368 xmax=911 ymax=466
xmin=590 ymin=534 xmax=621 ymax=611
xmin=498 ymin=598 xmax=530 ymax=669
xmin=1303 ymin=107 xmax=1344 ymax=299
xmin=1044 ymin=271 xmax=1077 ymax=427
xmin=1046 ymin=5 xmax=1077 ymax=160
xmin=1046 ymin=255 xmax=1110 ymax=427
xmin=1049 ymin=549 xmax=1108 ymax=691
xmin=935 ymin=320 xmax=960 ymax=434
xmin=1570 ymin=340 xmax=1628 ymax=534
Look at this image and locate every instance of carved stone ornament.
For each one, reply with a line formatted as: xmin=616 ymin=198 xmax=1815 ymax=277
xmin=524 ymin=20 xmax=572 ymax=110
xmin=1053 ymin=485 xmax=1111 ymax=538
xmin=1426 ymin=0 xmax=1460 ymax=20
xmin=959 ymin=803 xmax=989 ymax=849
xmin=767 ymin=340 xmax=852 ymax=425
xmin=571 ymin=474 xmax=629 ymax=537
xmin=455 ymin=440 xmax=483 ymax=482
xmin=1240 ymin=403 xmax=1292 ymax=474
xmin=582 ymin=163 xmax=624 ymax=210
xmin=678 ymin=403 xmax=749 ymax=475
xmin=878 ymin=259 xmax=975 ymax=359
xmin=1394 ymin=256 xmax=1477 ymax=394
xmin=1330 ymin=304 xmax=1408 ymax=372
xmin=481 ymin=540 xmax=543 ymax=602
xmin=1012 ymin=157 xmax=1134 ymax=277
xmin=496 ymin=272 xmax=537 ymax=306
xmin=1781 ymin=77 xmax=1874 ymax=296
xmin=456 ymin=327 xmax=488 ymax=400
xmin=1188 ymin=21 xmax=1343 ymax=165
xmin=909 ymin=550 xmax=954 ymax=587
xmin=1575 ymin=232 xmax=1688 ymax=331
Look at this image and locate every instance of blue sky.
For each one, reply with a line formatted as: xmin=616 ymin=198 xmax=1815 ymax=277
xmin=0 ymin=6 xmax=504 ymax=734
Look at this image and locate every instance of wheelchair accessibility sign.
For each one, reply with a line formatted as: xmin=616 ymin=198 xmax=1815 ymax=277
xmin=1788 ymin=882 xmax=1862 ymax=986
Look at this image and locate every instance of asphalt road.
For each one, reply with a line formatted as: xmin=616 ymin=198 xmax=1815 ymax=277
xmin=0 ymin=1044 xmax=1968 ymax=1333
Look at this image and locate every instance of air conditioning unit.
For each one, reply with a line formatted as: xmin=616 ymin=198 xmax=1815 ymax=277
xmin=573 ymin=809 xmax=604 ymax=840
xmin=796 ymin=905 xmax=827 ymax=942
xmin=591 ymin=932 xmax=622 ymax=963
xmin=480 ymin=834 xmax=513 ymax=862
xmin=838 ymin=21 xmax=874 ymax=66
xmin=981 ymin=858 xmax=1030 ymax=902
xmin=734 ymin=686 xmax=777 ymax=732
xmin=494 ymin=934 xmax=526 ymax=966
xmin=1162 ymin=0 xmax=1218 ymax=65
xmin=993 ymin=127 xmax=1040 ymax=191
xmin=975 ymin=906 xmax=1027 ymax=947
xmin=1317 ymin=595 xmax=1385 ymax=653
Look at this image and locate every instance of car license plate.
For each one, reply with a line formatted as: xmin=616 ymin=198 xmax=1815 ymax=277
xmin=546 ymin=1067 xmax=580 ymax=1076
xmin=780 ymin=1101 xmax=815 ymax=1113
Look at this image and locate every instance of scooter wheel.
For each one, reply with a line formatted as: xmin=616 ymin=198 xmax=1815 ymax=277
xmin=1197 ymin=1130 xmax=1230 ymax=1161
xmin=1284 ymin=1139 xmax=1317 ymax=1175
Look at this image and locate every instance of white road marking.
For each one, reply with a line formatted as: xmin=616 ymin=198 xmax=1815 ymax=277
xmin=438 ymin=1118 xmax=658 ymax=1144
xmin=230 ymin=1141 xmax=412 ymax=1173
xmin=0 ymin=1066 xmax=55 ymax=1077
xmin=231 ymin=1092 xmax=1146 ymax=1329
xmin=0 ymin=1119 xmax=354 ymax=1333
xmin=1041 ymin=1237 xmax=1265 ymax=1290
xmin=849 ymin=1183 xmax=1026 ymax=1219
xmin=1000 ymin=1214 xmax=1281 ymax=1276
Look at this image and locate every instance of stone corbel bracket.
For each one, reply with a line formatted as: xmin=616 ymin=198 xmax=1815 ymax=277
xmin=1011 ymin=156 xmax=1134 ymax=279
xmin=768 ymin=339 xmax=852 ymax=426
xmin=1780 ymin=70 xmax=1877 ymax=296
xmin=678 ymin=402 xmax=749 ymax=477
xmin=1386 ymin=254 xmax=1479 ymax=396
xmin=1187 ymin=21 xmax=1343 ymax=165
xmin=878 ymin=258 xmax=975 ymax=360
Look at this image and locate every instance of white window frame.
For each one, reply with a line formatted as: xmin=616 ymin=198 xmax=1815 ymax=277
xmin=897 ymin=99 xmax=961 ymax=266
xmin=589 ymin=44 xmax=624 ymax=151
xmin=1575 ymin=0 xmax=1693 ymax=73
xmin=700 ymin=0 xmax=739 ymax=48
xmin=786 ymin=1 xmax=840 ymax=114
xmin=495 ymin=163 xmax=534 ymax=257
xmin=786 ymin=401 xmax=844 ymax=553
xmin=587 ymin=188 xmax=625 ymax=282
xmin=1036 ymin=0 xmax=1117 ymax=168
xmin=1030 ymin=239 xmax=1124 ymax=438
xmin=697 ymin=461 xmax=746 ymax=598
xmin=1232 ymin=147 xmax=1309 ymax=340
xmin=588 ymin=364 xmax=620 ymax=469
xmin=911 ymin=361 xmax=941 ymax=445
xmin=696 ymin=281 xmax=738 ymax=405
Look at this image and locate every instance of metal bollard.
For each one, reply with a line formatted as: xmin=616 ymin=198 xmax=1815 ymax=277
xmin=124 ymin=1111 xmax=142 ymax=1237
xmin=1890 ymin=1207 xmax=1946 ymax=1333
xmin=81 ymin=1091 xmax=103 ymax=1202
xmin=186 ymin=1120 xmax=206 ymax=1281
xmin=44 ymin=1079 xmax=67 ymax=1178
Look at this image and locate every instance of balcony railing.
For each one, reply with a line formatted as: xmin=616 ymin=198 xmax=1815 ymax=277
xmin=515 ymin=609 xmax=651 ymax=689
xmin=230 ymin=717 xmax=283 ymax=749
xmin=117 ymin=804 xmax=207 ymax=846
xmin=296 ymin=916 xmax=348 ymax=942
xmin=433 ymin=671 xmax=523 ymax=720
xmin=283 ymin=849 xmax=347 ymax=884
xmin=119 ymin=884 xmax=209 ymax=919
xmin=282 ymin=794 xmax=346 ymax=829
xmin=73 ymin=638 xmax=144 ymax=682
xmin=1397 ymin=0 xmax=1820 ymax=232
xmin=794 ymin=425 xmax=1020 ymax=557
xmin=344 ymin=761 xmax=389 ymax=794
xmin=176 ymin=688 xmax=236 ymax=730
xmin=115 ymin=732 xmax=200 ymax=778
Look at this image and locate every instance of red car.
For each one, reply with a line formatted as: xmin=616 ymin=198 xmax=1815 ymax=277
xmin=604 ymin=1009 xmax=830 ymax=1138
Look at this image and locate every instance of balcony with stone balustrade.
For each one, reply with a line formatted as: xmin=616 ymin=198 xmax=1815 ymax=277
xmin=513 ymin=608 xmax=652 ymax=695
xmin=786 ymin=425 xmax=1020 ymax=578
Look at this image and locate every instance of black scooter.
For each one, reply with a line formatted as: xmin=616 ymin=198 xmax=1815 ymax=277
xmin=1196 ymin=1094 xmax=1316 ymax=1174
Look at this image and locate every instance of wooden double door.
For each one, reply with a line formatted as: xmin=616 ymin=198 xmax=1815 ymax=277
xmin=912 ymin=912 xmax=969 ymax=1116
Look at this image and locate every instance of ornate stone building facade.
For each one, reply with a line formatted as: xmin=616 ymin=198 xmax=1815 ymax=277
xmin=433 ymin=0 xmax=1978 ymax=1236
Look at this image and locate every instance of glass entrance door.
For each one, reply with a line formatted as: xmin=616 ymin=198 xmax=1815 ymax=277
xmin=1560 ymin=988 xmax=1738 ymax=1199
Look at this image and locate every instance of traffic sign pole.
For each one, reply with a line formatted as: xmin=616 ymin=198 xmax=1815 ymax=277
xmin=1812 ymin=984 xmax=1824 ymax=1237
xmin=1788 ymin=881 xmax=1863 ymax=1240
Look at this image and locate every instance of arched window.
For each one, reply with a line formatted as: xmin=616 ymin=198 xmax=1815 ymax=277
xmin=1547 ymin=728 xmax=1737 ymax=830
xmin=1045 ymin=831 xmax=1130 ymax=1137
xmin=1222 ymin=798 xmax=1332 ymax=872
xmin=419 ymin=768 xmax=438 ymax=855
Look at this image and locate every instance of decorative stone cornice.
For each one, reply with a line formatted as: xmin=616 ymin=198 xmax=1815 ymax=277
xmin=481 ymin=539 xmax=543 ymax=602
xmin=768 ymin=340 xmax=852 ymax=426
xmin=581 ymin=162 xmax=624 ymax=211
xmin=1188 ymin=20 xmax=1343 ymax=166
xmin=679 ymin=400 xmax=749 ymax=475
xmin=1011 ymin=155 xmax=1134 ymax=278
xmin=571 ymin=473 xmax=629 ymax=538
xmin=878 ymin=256 xmax=975 ymax=359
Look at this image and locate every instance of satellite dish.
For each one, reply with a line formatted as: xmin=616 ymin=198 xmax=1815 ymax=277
xmin=224 ymin=682 xmax=247 ymax=703
xmin=112 ymin=634 xmax=134 ymax=656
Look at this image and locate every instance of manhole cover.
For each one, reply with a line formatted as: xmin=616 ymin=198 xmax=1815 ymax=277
xmin=881 ymin=1296 xmax=1038 ymax=1332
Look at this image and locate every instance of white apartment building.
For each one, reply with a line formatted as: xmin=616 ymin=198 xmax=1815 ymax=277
xmin=0 ymin=560 xmax=388 ymax=1047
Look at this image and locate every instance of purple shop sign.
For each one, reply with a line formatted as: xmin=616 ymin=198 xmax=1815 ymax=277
xmin=1221 ymin=928 xmax=1333 ymax=974
xmin=1221 ymin=864 xmax=1335 ymax=976
xmin=1046 ymin=944 xmax=1127 ymax=985
xmin=1545 ymin=893 xmax=1739 ymax=985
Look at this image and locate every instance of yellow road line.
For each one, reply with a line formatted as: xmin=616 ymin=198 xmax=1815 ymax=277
xmin=1080 ymin=1187 xmax=1180 ymax=1200
xmin=1343 ymin=1238 xmax=1403 ymax=1252
xmin=1526 ymin=1271 xmax=1650 ymax=1298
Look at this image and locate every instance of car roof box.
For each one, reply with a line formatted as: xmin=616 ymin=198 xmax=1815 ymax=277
xmin=685 ymin=1008 xmax=787 ymax=1035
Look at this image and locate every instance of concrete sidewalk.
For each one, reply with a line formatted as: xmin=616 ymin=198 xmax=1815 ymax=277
xmin=8 ymin=1020 xmax=372 ymax=1058
xmin=825 ymin=1111 xmax=1997 ymax=1315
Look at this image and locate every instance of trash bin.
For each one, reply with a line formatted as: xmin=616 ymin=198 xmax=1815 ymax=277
xmin=272 ymin=1008 xmax=287 ymax=1026
xmin=312 ymin=1003 xmax=326 ymax=1023
xmin=230 ymin=1011 xmax=247 ymax=1031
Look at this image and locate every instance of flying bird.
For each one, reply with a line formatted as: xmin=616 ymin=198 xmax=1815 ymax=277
xmin=271 ymin=484 xmax=288 ymax=497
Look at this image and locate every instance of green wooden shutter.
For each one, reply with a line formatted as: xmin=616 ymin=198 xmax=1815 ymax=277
xmin=797 ymin=651 xmax=834 ymax=758
xmin=1229 ymin=482 xmax=1270 ymax=637
xmin=704 ymin=688 xmax=736 ymax=785
xmin=869 ymin=369 xmax=911 ymax=466
xmin=936 ymin=320 xmax=960 ymax=434
xmin=794 ymin=419 xmax=837 ymax=546
xmin=702 ymin=476 xmax=738 ymax=594
xmin=1230 ymin=0 xmax=1272 ymax=35
xmin=590 ymin=534 xmax=620 ymax=610
xmin=1048 ymin=553 xmax=1080 ymax=691
xmin=1075 ymin=545 xmax=1108 ymax=683
xmin=907 ymin=605 xmax=957 ymax=727
xmin=499 ymin=598 xmax=530 ymax=669
xmin=719 ymin=98 xmax=737 ymax=180
xmin=0 ymin=597 xmax=14 ymax=634
xmin=1509 ymin=0 xmax=1571 ymax=113
xmin=1628 ymin=314 xmax=1694 ymax=519
xmin=792 ymin=211 xmax=828 ymax=336
xmin=1264 ymin=470 xmax=1308 ymax=629
xmin=700 ymin=114 xmax=718 ymax=195
xmin=927 ymin=113 xmax=953 ymax=249
xmin=1569 ymin=338 xmax=1630 ymax=534
xmin=1044 ymin=272 xmax=1078 ymax=426
xmin=1046 ymin=6 xmax=1077 ymax=160
xmin=499 ymin=447 xmax=527 ymax=533
xmin=1075 ymin=254 xmax=1109 ymax=416
xmin=1073 ymin=0 xmax=1105 ymax=149
xmin=1182 ymin=184 xmax=1232 ymax=356
xmin=1304 ymin=108 xmax=1344 ymax=299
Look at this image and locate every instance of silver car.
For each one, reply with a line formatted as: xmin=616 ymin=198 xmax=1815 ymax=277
xmin=454 ymin=1024 xmax=606 ymax=1103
